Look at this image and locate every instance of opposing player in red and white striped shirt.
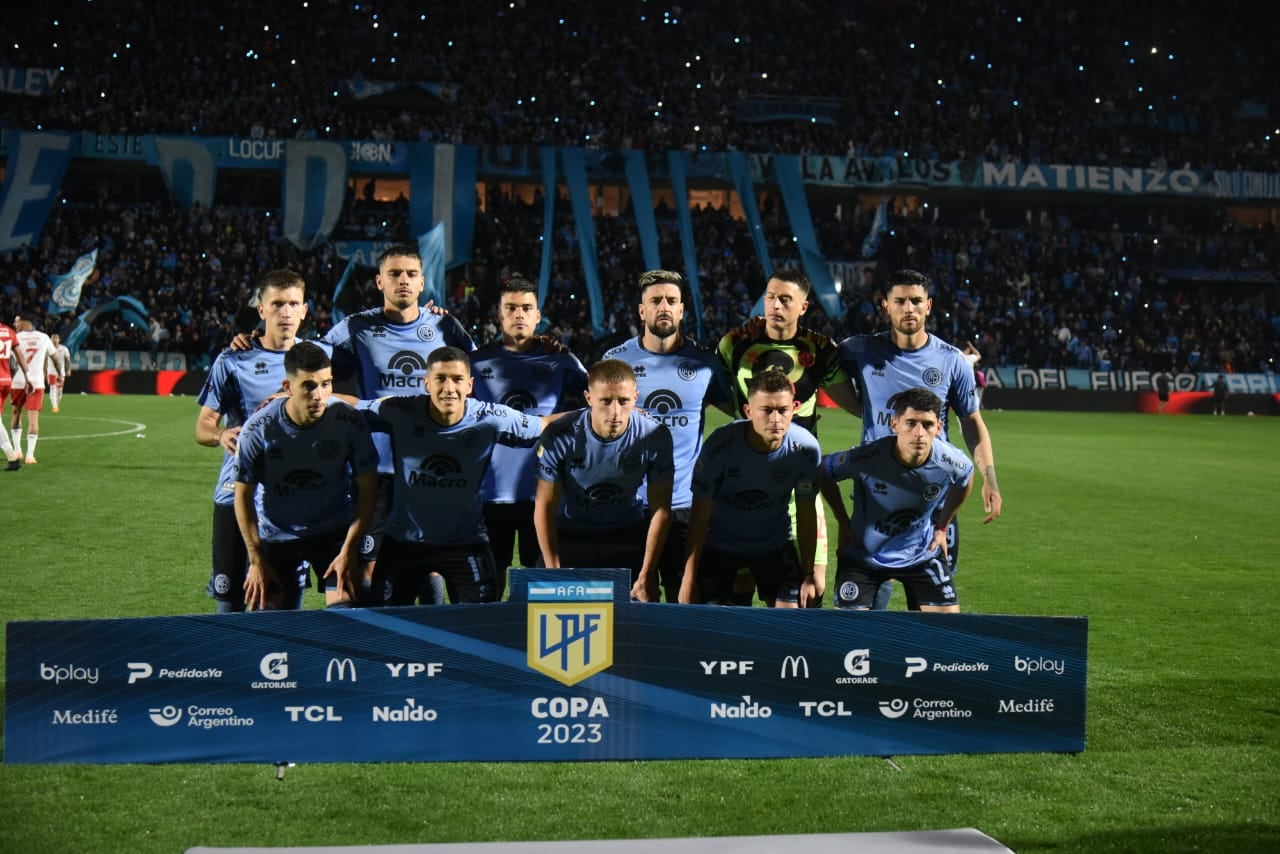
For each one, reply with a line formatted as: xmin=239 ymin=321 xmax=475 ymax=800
xmin=10 ymin=318 xmax=56 ymax=465
xmin=0 ymin=320 xmax=31 ymax=470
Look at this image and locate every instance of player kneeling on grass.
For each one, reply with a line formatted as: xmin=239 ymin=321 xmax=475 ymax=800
xmin=818 ymin=387 xmax=973 ymax=613
xmin=234 ymin=343 xmax=379 ymax=610
xmin=679 ymin=370 xmax=821 ymax=607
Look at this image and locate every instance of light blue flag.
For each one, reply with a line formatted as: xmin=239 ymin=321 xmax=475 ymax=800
xmin=623 ymin=150 xmax=662 ymax=271
xmin=560 ymin=148 xmax=606 ymax=337
xmin=861 ymin=196 xmax=888 ymax=259
xmin=408 ymin=143 xmax=478 ymax=269
xmin=536 ymin=147 xmax=557 ymax=313
xmin=418 ymin=222 xmax=447 ymax=307
xmin=331 ymin=255 xmax=358 ymax=324
xmin=281 ymin=141 xmax=347 ymax=251
xmin=667 ymin=151 xmax=706 ymax=341
xmin=773 ymin=155 xmax=844 ymax=320
xmin=48 ymin=249 xmax=98 ymax=314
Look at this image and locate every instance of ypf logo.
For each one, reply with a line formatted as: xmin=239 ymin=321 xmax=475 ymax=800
xmin=878 ymin=699 xmax=910 ymax=719
xmin=260 ymin=652 xmax=289 ymax=681
xmin=149 ymin=705 xmax=183 ymax=727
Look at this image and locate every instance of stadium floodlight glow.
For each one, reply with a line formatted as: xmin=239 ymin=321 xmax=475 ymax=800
xmin=1078 ymin=65 xmax=1084 ymax=71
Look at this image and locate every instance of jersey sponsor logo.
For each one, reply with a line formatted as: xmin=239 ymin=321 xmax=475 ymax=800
xmin=527 ymin=603 xmax=614 ymax=687
xmin=582 ymin=483 xmax=627 ymax=507
xmin=476 ymin=365 xmax=495 ymax=379
xmin=381 ymin=351 xmax=428 ymax=388
xmin=725 ymin=488 xmax=773 ymax=512
xmin=871 ymin=480 xmax=888 ymax=495
xmin=409 ymin=455 xmax=467 ymax=487
xmin=643 ymin=390 xmax=687 ymax=426
xmin=677 ymin=361 xmax=699 ymax=381
xmin=618 ymin=451 xmax=643 ymax=475
xmin=315 ymin=440 xmax=342 ymax=461
xmin=279 ymin=469 xmax=327 ymax=492
xmin=874 ymin=508 xmax=923 ymax=537
xmin=770 ymin=465 xmax=792 ymax=484
xmin=501 ymin=390 xmax=538 ymax=411
xmin=922 ymin=367 xmax=944 ymax=387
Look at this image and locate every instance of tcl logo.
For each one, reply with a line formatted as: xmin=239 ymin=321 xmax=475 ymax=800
xmin=283 ymin=705 xmax=342 ymax=722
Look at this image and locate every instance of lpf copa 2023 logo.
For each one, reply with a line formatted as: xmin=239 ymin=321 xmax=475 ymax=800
xmin=526 ymin=581 xmax=614 ymax=686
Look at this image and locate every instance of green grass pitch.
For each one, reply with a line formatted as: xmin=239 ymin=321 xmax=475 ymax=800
xmin=1 ymin=395 xmax=1277 ymax=852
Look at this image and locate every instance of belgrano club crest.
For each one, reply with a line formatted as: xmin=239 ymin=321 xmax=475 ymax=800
xmin=527 ymin=581 xmax=614 ymax=686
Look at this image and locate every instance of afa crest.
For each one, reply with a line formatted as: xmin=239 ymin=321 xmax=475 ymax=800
xmin=527 ymin=582 xmax=615 ymax=686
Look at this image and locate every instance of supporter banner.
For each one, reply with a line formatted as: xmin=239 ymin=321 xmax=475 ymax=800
xmin=154 ymin=137 xmax=218 ymax=211
xmin=668 ymin=151 xmax=706 ymax=341
xmin=281 ymin=140 xmax=348 ymax=250
xmin=340 ymin=78 xmax=459 ymax=110
xmin=736 ymin=96 xmax=846 ymax=125
xmin=5 ymin=132 xmax=1279 ymax=200
xmin=561 ymin=148 xmax=607 ymax=337
xmin=984 ymin=368 xmax=1280 ymax=394
xmin=70 ymin=350 xmax=188 ymax=371
xmin=5 ymin=571 xmax=1087 ymax=764
xmin=408 ymin=143 xmax=478 ymax=269
xmin=623 ymin=149 xmax=663 ymax=271
xmin=332 ymin=240 xmax=398 ymax=267
xmin=47 ymin=249 xmax=98 ymax=314
xmin=0 ymin=131 xmax=76 ymax=252
xmin=0 ymin=66 xmax=62 ymax=97
xmin=773 ymin=155 xmax=844 ymax=321
xmin=728 ymin=152 xmax=774 ymax=319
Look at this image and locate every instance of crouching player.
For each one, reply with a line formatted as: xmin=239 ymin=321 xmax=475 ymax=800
xmin=234 ymin=343 xmax=379 ymax=610
xmin=679 ymin=370 xmax=821 ymax=607
xmin=818 ymin=387 xmax=973 ymax=612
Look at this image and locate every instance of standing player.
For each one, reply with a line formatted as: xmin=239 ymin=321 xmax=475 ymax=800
xmin=321 ymin=244 xmax=475 ymax=603
xmin=1212 ymin=374 xmax=1229 ymax=416
xmin=10 ymin=318 xmax=57 ymax=465
xmin=0 ymin=318 xmax=31 ymax=470
xmin=471 ymin=276 xmax=588 ymax=595
xmin=818 ymin=388 xmax=974 ymax=613
xmin=361 ymin=346 xmax=554 ymax=605
xmin=47 ymin=333 xmax=71 ymax=413
xmin=235 ymin=343 xmax=379 ymax=610
xmin=717 ymin=267 xmax=862 ymax=606
xmin=196 ymin=270 xmax=315 ymax=612
xmin=603 ymin=270 xmax=734 ymax=602
xmin=680 ymin=370 xmax=821 ymax=608
xmin=534 ymin=359 xmax=674 ymax=600
xmin=838 ymin=269 xmax=1001 ymax=609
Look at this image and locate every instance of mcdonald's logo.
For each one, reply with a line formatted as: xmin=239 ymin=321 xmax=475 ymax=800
xmin=326 ymin=657 xmax=358 ymax=682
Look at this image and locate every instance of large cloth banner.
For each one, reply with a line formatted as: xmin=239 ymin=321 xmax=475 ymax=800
xmin=5 ymin=571 xmax=1087 ymax=765
xmin=154 ymin=137 xmax=218 ymax=212
xmin=417 ymin=222 xmax=447 ymax=308
xmin=536 ymin=147 xmax=557 ymax=313
xmin=668 ymin=151 xmax=706 ymax=342
xmin=281 ymin=141 xmax=347 ymax=251
xmin=0 ymin=131 xmax=76 ymax=252
xmin=560 ymin=148 xmax=607 ymax=337
xmin=772 ymin=155 xmax=845 ymax=321
xmin=408 ymin=143 xmax=478 ymax=269
xmin=726 ymin=152 xmax=775 ymax=318
xmin=623 ymin=149 xmax=663 ymax=272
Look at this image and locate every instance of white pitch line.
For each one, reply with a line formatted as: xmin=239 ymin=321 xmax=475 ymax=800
xmin=37 ymin=416 xmax=148 ymax=440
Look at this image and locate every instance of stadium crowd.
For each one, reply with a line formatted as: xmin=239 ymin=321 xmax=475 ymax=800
xmin=2 ymin=0 xmax=1277 ymax=376
xmin=3 ymin=0 xmax=1275 ymax=171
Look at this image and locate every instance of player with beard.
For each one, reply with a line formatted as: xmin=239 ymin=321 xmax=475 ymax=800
xmin=603 ymin=270 xmax=734 ymax=602
xmin=838 ymin=269 xmax=1001 ymax=610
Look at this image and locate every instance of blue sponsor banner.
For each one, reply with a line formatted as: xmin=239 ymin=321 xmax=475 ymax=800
xmin=5 ymin=572 xmax=1086 ymax=764
xmin=984 ymin=368 xmax=1280 ymax=394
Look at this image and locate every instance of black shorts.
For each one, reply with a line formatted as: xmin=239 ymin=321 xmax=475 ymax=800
xmin=374 ymin=538 xmax=499 ymax=605
xmin=698 ymin=542 xmax=805 ymax=606
xmin=259 ymin=528 xmax=349 ymax=609
xmin=552 ymin=523 xmax=647 ymax=580
xmin=210 ymin=502 xmax=248 ymax=608
xmin=653 ymin=507 xmax=691 ymax=593
xmin=484 ymin=500 xmax=539 ymax=569
xmin=359 ymin=475 xmax=398 ymax=563
xmin=834 ymin=554 xmax=956 ymax=610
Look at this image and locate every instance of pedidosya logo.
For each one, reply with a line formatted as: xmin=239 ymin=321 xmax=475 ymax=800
xmin=252 ymin=652 xmax=297 ymax=689
xmin=527 ymin=581 xmax=614 ymax=687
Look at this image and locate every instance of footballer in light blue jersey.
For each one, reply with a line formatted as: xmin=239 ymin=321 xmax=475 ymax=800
xmin=195 ymin=271 xmax=332 ymax=612
xmin=360 ymin=346 xmax=553 ymax=606
xmin=600 ymin=270 xmax=734 ymax=601
xmin=819 ymin=388 xmax=974 ymax=612
xmin=470 ymin=279 xmax=588 ymax=581
xmin=234 ymin=343 xmax=379 ymax=611
xmin=836 ymin=270 xmax=1002 ymax=609
xmin=322 ymin=307 xmax=474 ymax=400
xmin=683 ymin=370 xmax=821 ymax=607
xmin=534 ymin=360 xmax=674 ymax=599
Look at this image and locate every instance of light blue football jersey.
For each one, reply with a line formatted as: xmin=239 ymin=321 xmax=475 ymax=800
xmin=823 ymin=435 xmax=973 ymax=570
xmin=535 ymin=409 xmax=674 ymax=531
xmin=235 ymin=398 xmax=379 ymax=542
xmin=692 ymin=421 xmax=821 ymax=551
xmin=601 ymin=336 xmax=732 ymax=509
xmin=470 ymin=340 xmax=588 ymax=503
